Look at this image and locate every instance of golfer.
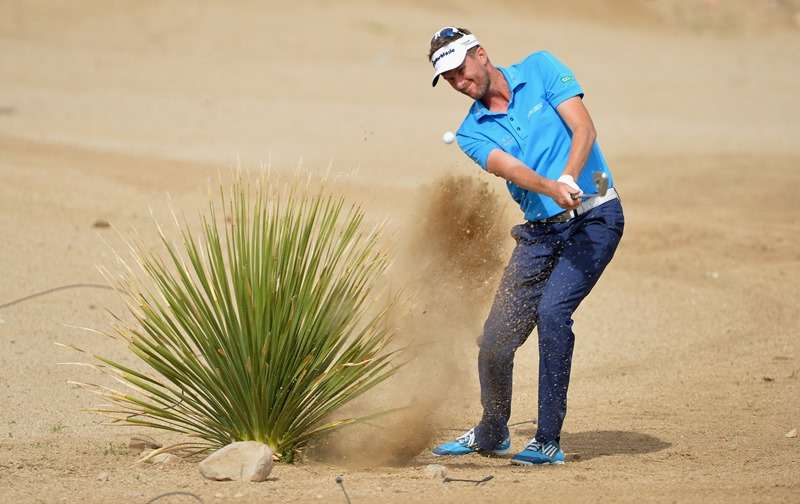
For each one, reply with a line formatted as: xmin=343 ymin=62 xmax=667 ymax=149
xmin=429 ymin=27 xmax=624 ymax=465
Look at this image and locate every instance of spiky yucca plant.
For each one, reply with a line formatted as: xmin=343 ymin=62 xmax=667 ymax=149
xmin=75 ymin=179 xmax=399 ymax=462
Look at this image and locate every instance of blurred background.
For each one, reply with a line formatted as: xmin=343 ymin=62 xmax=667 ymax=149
xmin=2 ymin=0 xmax=798 ymax=182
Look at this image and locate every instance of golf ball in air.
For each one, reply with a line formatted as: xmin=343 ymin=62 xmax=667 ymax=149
xmin=442 ymin=131 xmax=455 ymax=144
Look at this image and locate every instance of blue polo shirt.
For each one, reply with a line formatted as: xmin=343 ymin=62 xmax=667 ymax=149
xmin=456 ymin=51 xmax=615 ymax=221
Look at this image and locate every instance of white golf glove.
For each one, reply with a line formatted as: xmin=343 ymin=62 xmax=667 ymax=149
xmin=557 ymin=174 xmax=583 ymax=197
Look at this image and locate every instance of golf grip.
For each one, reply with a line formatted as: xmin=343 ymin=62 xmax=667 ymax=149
xmin=571 ymin=193 xmax=599 ymax=200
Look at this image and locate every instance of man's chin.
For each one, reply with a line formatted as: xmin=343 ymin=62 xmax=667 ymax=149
xmin=462 ymin=89 xmax=484 ymax=101
xmin=467 ymin=84 xmax=490 ymax=101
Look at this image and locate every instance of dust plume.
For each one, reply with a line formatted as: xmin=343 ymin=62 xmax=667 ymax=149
xmin=313 ymin=174 xmax=510 ymax=467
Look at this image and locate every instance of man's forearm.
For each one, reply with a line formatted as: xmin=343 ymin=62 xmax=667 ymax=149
xmin=487 ymin=149 xmax=557 ymax=196
xmin=502 ymin=160 xmax=557 ymax=196
xmin=560 ymin=125 xmax=596 ymax=180
xmin=486 ymin=148 xmax=583 ymax=210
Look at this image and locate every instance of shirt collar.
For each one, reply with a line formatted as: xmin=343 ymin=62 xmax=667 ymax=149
xmin=472 ymin=65 xmax=528 ymax=119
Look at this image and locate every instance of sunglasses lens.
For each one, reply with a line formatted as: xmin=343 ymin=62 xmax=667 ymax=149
xmin=433 ymin=27 xmax=460 ymax=40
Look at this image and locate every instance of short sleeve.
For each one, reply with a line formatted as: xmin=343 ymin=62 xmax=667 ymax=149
xmin=535 ymin=51 xmax=584 ymax=108
xmin=456 ymin=130 xmax=499 ymax=171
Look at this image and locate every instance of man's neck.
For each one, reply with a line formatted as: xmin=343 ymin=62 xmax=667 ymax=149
xmin=481 ymin=66 xmax=511 ymax=113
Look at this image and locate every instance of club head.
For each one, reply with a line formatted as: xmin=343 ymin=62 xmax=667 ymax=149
xmin=592 ymin=171 xmax=609 ymax=197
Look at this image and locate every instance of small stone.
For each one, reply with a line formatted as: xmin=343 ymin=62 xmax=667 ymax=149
xmin=424 ymin=464 xmax=447 ymax=479
xmin=234 ymin=493 xmax=244 ymax=498
xmin=199 ymin=441 xmax=273 ymax=482
xmin=92 ymin=219 xmax=111 ymax=229
xmin=785 ymin=428 xmax=797 ymax=438
xmin=96 ymin=471 xmax=109 ymax=482
xmin=129 ymin=436 xmax=162 ymax=454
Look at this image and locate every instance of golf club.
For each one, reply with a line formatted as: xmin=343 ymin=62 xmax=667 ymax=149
xmin=570 ymin=171 xmax=609 ymax=200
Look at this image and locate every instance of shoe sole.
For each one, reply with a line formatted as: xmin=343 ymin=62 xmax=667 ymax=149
xmin=510 ymin=458 xmax=565 ymax=466
xmin=432 ymin=447 xmax=511 ymax=457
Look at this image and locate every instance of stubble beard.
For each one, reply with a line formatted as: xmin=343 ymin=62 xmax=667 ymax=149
xmin=468 ymin=68 xmax=491 ymax=101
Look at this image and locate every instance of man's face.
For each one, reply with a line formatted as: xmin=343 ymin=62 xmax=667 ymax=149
xmin=441 ymin=48 xmax=490 ymax=100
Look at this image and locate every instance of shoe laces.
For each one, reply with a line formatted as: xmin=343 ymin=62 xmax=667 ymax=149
xmin=524 ymin=437 xmax=560 ymax=456
xmin=456 ymin=428 xmax=477 ymax=448
xmin=524 ymin=437 xmax=543 ymax=451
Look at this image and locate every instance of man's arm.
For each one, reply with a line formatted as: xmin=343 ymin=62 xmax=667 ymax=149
xmin=555 ymin=96 xmax=597 ymax=182
xmin=486 ymin=149 xmax=580 ymax=210
xmin=483 ymin=97 xmax=596 ymax=211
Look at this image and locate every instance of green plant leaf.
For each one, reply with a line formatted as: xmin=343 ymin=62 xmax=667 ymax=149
xmin=84 ymin=177 xmax=400 ymax=462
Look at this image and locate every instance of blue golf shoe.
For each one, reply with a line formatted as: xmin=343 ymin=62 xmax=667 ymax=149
xmin=432 ymin=428 xmax=511 ymax=457
xmin=511 ymin=438 xmax=565 ymax=465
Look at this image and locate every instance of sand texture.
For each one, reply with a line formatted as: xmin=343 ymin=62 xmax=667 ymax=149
xmin=1 ymin=1 xmax=799 ymax=502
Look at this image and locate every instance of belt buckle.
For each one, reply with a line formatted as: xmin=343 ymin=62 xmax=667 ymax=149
xmin=537 ymin=208 xmax=576 ymax=224
xmin=550 ymin=210 xmax=572 ymax=223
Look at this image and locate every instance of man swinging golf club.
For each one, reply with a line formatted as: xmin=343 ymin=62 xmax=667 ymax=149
xmin=429 ymin=27 xmax=625 ymax=465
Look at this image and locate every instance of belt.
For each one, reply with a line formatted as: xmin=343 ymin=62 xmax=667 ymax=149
xmin=535 ymin=187 xmax=619 ymax=224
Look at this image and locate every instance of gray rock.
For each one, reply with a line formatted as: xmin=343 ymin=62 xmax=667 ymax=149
xmin=96 ymin=471 xmax=109 ymax=482
xmin=785 ymin=428 xmax=798 ymax=438
xmin=424 ymin=464 xmax=447 ymax=479
xmin=199 ymin=441 xmax=274 ymax=482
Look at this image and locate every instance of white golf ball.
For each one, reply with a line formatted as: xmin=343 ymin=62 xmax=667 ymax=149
xmin=442 ymin=131 xmax=455 ymax=144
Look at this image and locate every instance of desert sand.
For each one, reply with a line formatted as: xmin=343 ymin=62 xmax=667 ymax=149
xmin=1 ymin=1 xmax=799 ymax=502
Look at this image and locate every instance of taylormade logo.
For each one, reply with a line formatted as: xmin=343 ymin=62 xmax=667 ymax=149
xmin=432 ymin=48 xmax=455 ymax=66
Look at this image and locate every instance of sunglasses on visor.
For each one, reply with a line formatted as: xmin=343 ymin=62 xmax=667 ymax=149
xmin=431 ymin=26 xmax=465 ymax=41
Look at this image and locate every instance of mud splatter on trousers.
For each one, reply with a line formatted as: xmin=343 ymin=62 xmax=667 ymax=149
xmin=475 ymin=198 xmax=624 ymax=449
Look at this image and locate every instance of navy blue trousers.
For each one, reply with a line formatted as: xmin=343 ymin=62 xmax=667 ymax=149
xmin=474 ymin=198 xmax=624 ymax=449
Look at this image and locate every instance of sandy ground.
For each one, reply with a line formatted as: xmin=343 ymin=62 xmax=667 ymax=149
xmin=1 ymin=1 xmax=799 ymax=502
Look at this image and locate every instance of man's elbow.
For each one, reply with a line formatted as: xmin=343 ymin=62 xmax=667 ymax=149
xmin=578 ymin=124 xmax=597 ymax=144
xmin=487 ymin=164 xmax=510 ymax=181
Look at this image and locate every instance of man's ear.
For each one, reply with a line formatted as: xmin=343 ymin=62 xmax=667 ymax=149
xmin=475 ymin=46 xmax=488 ymax=64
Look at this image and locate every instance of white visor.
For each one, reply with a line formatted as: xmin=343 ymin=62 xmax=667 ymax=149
xmin=431 ymin=34 xmax=480 ymax=87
